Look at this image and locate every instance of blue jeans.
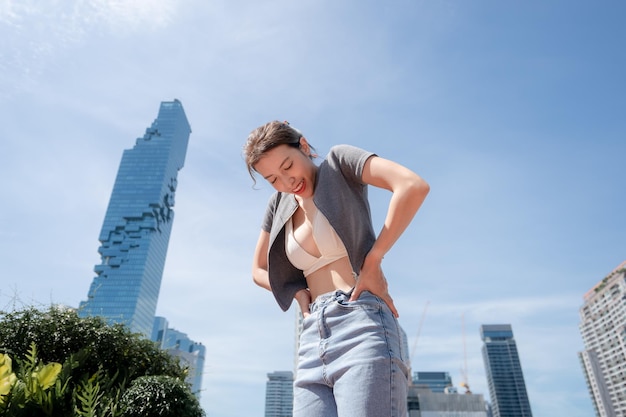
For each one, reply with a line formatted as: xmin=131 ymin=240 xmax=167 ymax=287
xmin=293 ymin=290 xmax=409 ymax=417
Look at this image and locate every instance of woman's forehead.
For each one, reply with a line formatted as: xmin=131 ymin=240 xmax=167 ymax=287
xmin=254 ymin=145 xmax=297 ymax=176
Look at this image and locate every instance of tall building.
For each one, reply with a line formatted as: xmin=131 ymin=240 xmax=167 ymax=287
xmin=79 ymin=100 xmax=191 ymax=337
xmin=152 ymin=316 xmax=205 ymax=397
xmin=408 ymin=371 xmax=488 ymax=416
xmin=480 ymin=324 xmax=533 ymax=417
xmin=265 ymin=371 xmax=294 ymax=417
xmin=412 ymin=371 xmax=454 ymax=393
xmin=579 ymin=261 xmax=626 ymax=417
xmin=407 ymin=387 xmax=488 ymax=417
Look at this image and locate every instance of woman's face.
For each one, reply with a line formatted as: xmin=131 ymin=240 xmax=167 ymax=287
xmin=253 ymin=138 xmax=317 ymax=198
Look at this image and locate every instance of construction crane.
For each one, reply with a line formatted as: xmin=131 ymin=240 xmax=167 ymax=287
xmin=459 ymin=312 xmax=472 ymax=394
xmin=409 ymin=301 xmax=430 ymax=380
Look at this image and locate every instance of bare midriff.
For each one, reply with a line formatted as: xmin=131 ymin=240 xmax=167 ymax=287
xmin=305 ymin=256 xmax=356 ymax=301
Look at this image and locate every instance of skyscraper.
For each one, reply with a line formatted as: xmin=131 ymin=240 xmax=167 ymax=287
xmin=152 ymin=316 xmax=205 ymax=397
xmin=265 ymin=371 xmax=294 ymax=417
xmin=480 ymin=324 xmax=533 ymax=417
xmin=79 ymin=100 xmax=191 ymax=337
xmin=579 ymin=261 xmax=626 ymax=417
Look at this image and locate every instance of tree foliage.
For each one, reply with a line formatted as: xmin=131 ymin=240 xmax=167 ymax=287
xmin=0 ymin=306 xmax=203 ymax=417
xmin=0 ymin=306 xmax=185 ymax=382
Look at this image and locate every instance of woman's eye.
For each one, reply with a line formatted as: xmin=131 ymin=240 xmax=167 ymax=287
xmin=285 ymin=163 xmax=293 ymax=170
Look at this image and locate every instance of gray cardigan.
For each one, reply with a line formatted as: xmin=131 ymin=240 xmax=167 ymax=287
xmin=261 ymin=144 xmax=377 ymax=311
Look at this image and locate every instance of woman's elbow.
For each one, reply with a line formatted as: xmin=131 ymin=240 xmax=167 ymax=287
xmin=252 ymin=267 xmax=271 ymax=291
xmin=409 ymin=175 xmax=430 ymax=201
xmin=252 ymin=273 xmax=263 ymax=287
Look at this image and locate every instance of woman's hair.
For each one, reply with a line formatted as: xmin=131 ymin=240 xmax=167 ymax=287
xmin=243 ymin=120 xmax=315 ymax=184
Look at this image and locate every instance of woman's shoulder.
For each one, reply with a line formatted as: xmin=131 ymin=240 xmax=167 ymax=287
xmin=322 ymin=144 xmax=377 ymax=182
xmin=265 ymin=191 xmax=290 ymax=211
xmin=327 ymin=144 xmax=369 ymax=158
xmin=325 ymin=144 xmax=374 ymax=165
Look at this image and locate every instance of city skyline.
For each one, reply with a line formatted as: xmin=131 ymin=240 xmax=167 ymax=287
xmin=2 ymin=2 xmax=625 ymax=416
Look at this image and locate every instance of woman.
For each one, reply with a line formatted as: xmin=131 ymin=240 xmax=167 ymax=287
xmin=244 ymin=121 xmax=429 ymax=417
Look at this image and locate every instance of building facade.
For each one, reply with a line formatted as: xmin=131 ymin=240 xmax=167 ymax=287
xmin=480 ymin=324 xmax=533 ymax=417
xmin=579 ymin=261 xmax=626 ymax=417
xmin=152 ymin=316 xmax=206 ymax=397
xmin=78 ymin=100 xmax=191 ymax=337
xmin=408 ymin=388 xmax=488 ymax=417
xmin=412 ymin=371 xmax=454 ymax=393
xmin=265 ymin=371 xmax=294 ymax=417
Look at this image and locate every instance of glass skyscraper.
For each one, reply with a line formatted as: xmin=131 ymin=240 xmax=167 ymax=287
xmin=152 ymin=316 xmax=205 ymax=398
xmin=79 ymin=100 xmax=191 ymax=337
xmin=480 ymin=324 xmax=533 ymax=417
xmin=579 ymin=261 xmax=626 ymax=417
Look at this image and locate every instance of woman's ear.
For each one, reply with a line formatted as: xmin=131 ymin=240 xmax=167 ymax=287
xmin=299 ymin=137 xmax=311 ymax=156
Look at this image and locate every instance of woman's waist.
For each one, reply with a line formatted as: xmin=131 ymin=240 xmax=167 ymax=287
xmin=305 ymin=258 xmax=357 ymax=300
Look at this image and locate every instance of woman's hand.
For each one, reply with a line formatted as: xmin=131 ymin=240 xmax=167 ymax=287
xmin=349 ymin=253 xmax=399 ymax=318
xmin=294 ymin=288 xmax=312 ymax=318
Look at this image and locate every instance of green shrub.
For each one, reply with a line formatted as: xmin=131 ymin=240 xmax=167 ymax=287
xmin=0 ymin=306 xmax=199 ymax=417
xmin=121 ymin=375 xmax=205 ymax=417
xmin=0 ymin=307 xmax=185 ymax=383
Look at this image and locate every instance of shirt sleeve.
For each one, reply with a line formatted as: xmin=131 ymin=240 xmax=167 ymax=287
xmin=327 ymin=144 xmax=377 ymax=184
xmin=261 ymin=192 xmax=281 ymax=233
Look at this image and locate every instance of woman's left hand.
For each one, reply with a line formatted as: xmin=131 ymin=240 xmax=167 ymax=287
xmin=349 ymin=254 xmax=399 ymax=318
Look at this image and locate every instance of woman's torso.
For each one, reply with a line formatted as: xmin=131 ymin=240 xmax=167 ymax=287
xmin=290 ymin=199 xmax=356 ymax=300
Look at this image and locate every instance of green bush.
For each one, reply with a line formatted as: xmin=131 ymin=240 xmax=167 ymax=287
xmin=0 ymin=307 xmax=185 ymax=383
xmin=121 ymin=375 xmax=205 ymax=417
xmin=0 ymin=306 xmax=201 ymax=417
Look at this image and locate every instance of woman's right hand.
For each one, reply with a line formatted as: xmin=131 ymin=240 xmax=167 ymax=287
xmin=294 ymin=288 xmax=312 ymax=318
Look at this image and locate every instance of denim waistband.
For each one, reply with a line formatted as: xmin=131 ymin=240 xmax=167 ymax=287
xmin=310 ymin=288 xmax=355 ymax=314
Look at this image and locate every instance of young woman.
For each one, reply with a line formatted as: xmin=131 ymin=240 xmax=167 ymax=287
xmin=244 ymin=121 xmax=429 ymax=417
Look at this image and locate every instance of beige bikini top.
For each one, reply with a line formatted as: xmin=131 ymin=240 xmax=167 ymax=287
xmin=285 ymin=204 xmax=348 ymax=277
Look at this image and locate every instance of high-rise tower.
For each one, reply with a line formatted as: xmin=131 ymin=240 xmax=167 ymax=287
xmin=265 ymin=371 xmax=294 ymax=417
xmin=480 ymin=324 xmax=533 ymax=417
xmin=153 ymin=316 xmax=205 ymax=397
xmin=579 ymin=261 xmax=626 ymax=417
xmin=79 ymin=100 xmax=191 ymax=337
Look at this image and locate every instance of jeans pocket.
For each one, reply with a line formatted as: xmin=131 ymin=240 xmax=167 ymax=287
xmin=336 ymin=291 xmax=381 ymax=312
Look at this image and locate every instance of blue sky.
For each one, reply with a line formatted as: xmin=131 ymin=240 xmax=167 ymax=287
xmin=1 ymin=1 xmax=625 ymax=416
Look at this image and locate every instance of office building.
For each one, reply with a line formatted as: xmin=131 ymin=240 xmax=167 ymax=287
xmin=412 ymin=371 xmax=454 ymax=393
xmin=152 ymin=316 xmax=205 ymax=397
xmin=480 ymin=324 xmax=533 ymax=417
xmin=78 ymin=100 xmax=191 ymax=337
xmin=265 ymin=371 xmax=294 ymax=417
xmin=579 ymin=261 xmax=626 ymax=417
xmin=408 ymin=387 xmax=488 ymax=417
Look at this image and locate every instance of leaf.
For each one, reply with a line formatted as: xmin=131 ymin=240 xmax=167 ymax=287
xmin=0 ymin=354 xmax=17 ymax=398
xmin=36 ymin=362 xmax=62 ymax=390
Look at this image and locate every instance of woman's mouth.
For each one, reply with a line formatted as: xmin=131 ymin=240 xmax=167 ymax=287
xmin=292 ymin=179 xmax=305 ymax=194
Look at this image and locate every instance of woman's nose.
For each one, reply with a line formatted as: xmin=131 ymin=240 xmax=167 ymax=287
xmin=282 ymin=175 xmax=295 ymax=187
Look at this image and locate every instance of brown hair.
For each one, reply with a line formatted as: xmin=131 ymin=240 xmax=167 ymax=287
xmin=243 ymin=121 xmax=315 ymax=184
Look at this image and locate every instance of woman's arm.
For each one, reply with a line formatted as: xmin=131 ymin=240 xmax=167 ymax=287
xmin=252 ymin=230 xmax=272 ymax=291
xmin=349 ymin=155 xmax=430 ymax=317
xmin=252 ymin=229 xmax=312 ymax=315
